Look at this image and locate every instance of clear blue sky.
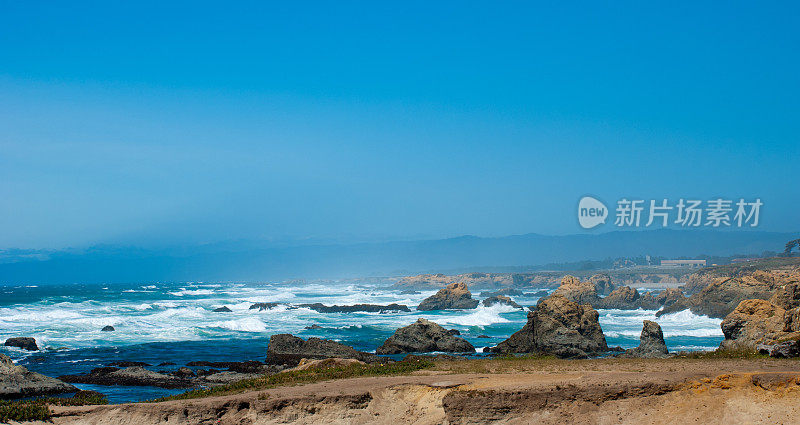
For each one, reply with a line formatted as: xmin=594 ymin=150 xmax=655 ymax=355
xmin=1 ymin=1 xmax=798 ymax=249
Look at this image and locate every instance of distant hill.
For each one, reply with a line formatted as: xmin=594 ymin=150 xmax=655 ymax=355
xmin=0 ymin=229 xmax=794 ymax=284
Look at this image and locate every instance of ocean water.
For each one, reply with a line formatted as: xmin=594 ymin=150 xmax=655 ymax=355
xmin=0 ymin=281 xmax=724 ymax=403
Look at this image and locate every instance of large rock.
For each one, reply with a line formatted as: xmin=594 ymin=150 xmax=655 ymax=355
xmin=620 ymin=321 xmax=669 ymax=358
xmin=0 ymin=354 xmax=77 ymax=398
xmin=551 ymin=275 xmax=600 ymax=306
xmin=482 ymin=295 xmax=523 ymax=309
xmin=598 ymin=286 xmax=640 ymax=309
xmin=655 ymin=288 xmax=686 ymax=308
xmin=265 ymin=334 xmax=381 ymax=366
xmin=60 ymin=366 xmax=196 ymax=389
xmin=769 ymin=282 xmax=800 ymax=310
xmin=485 ymin=295 xmax=607 ymax=358
xmin=376 ymin=318 xmax=475 ymax=354
xmin=417 ymin=282 xmax=479 ymax=311
xmin=4 ymin=337 xmax=39 ymax=351
xmin=719 ymin=299 xmax=794 ymax=350
xmin=589 ymin=273 xmax=616 ymax=296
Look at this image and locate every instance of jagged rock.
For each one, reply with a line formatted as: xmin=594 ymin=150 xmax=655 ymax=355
xmin=4 ymin=337 xmax=39 ymax=351
xmin=249 ymin=302 xmax=280 ymax=311
xmin=480 ymin=288 xmax=523 ymax=298
xmin=484 ymin=295 xmax=607 ymax=358
xmin=60 ymin=366 xmax=196 ymax=389
xmin=376 ymin=318 xmax=475 ymax=354
xmin=0 ymin=354 xmax=77 ymax=398
xmin=446 ymin=329 xmax=461 ymax=336
xmin=298 ymin=303 xmax=410 ymax=313
xmin=101 ymin=325 xmax=115 ymax=332
xmin=598 ymin=286 xmax=640 ymax=309
xmin=482 ymin=295 xmax=523 ymax=309
xmin=305 ymin=324 xmax=323 ymax=330
xmin=399 ymin=290 xmax=420 ymax=295
xmin=757 ymin=340 xmax=800 ymax=358
xmin=477 ymin=335 xmax=490 ymax=338
xmin=719 ymin=299 xmax=794 ymax=350
xmin=213 ymin=306 xmax=232 ymax=312
xmin=417 ymin=282 xmax=479 ymax=310
xmin=619 ymin=321 xmax=668 ymax=358
xmin=173 ymin=367 xmax=195 ymax=378
xmin=265 ymin=334 xmax=381 ymax=366
xmin=589 ymin=273 xmax=616 ymax=296
xmin=551 ymin=275 xmax=600 ymax=306
xmin=770 ymin=283 xmax=800 ymax=310
xmin=527 ymin=290 xmax=550 ymax=298
xmin=285 ymin=358 xmax=366 ymax=372
xmin=655 ymin=288 xmax=686 ymax=308
xmin=638 ymin=292 xmax=661 ymax=310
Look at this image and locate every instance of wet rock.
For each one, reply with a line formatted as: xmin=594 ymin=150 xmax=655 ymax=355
xmin=477 ymin=335 xmax=490 ymax=338
xmin=298 ymin=303 xmax=410 ymax=313
xmin=446 ymin=329 xmax=461 ymax=336
xmin=526 ymin=290 xmax=550 ymax=298
xmin=597 ymin=286 xmax=639 ymax=309
xmin=0 ymin=354 xmax=77 ymax=399
xmin=654 ymin=288 xmax=686 ymax=308
xmin=305 ymin=324 xmax=323 ymax=330
xmin=249 ymin=302 xmax=280 ymax=311
xmin=173 ymin=367 xmax=195 ymax=378
xmin=417 ymin=282 xmax=479 ymax=311
xmin=376 ymin=318 xmax=475 ymax=354
xmin=60 ymin=366 xmax=196 ymax=389
xmin=619 ymin=321 xmax=668 ymax=358
xmin=638 ymin=292 xmax=661 ymax=310
xmin=101 ymin=325 xmax=115 ymax=332
xmin=213 ymin=306 xmax=232 ymax=312
xmin=266 ymin=334 xmax=381 ymax=366
xmin=484 ymin=295 xmax=607 ymax=358
xmin=482 ymin=295 xmax=523 ymax=309
xmin=4 ymin=337 xmax=39 ymax=351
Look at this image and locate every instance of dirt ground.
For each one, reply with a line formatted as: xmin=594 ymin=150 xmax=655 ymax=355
xmin=37 ymin=357 xmax=800 ymax=425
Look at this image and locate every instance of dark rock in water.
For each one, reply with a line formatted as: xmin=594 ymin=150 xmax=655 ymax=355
xmin=757 ymin=340 xmax=800 ymax=358
xmin=60 ymin=366 xmax=196 ymax=389
xmin=101 ymin=325 xmax=115 ymax=332
xmin=446 ymin=329 xmax=461 ymax=336
xmin=638 ymin=292 xmax=661 ymax=310
xmin=249 ymin=302 xmax=280 ymax=311
xmin=589 ymin=273 xmax=616 ymax=296
xmin=417 ymin=282 xmax=479 ymax=311
xmin=158 ymin=362 xmax=176 ymax=366
xmin=619 ymin=321 xmax=669 ymax=358
xmin=266 ymin=334 xmax=382 ymax=366
xmin=4 ymin=337 xmax=39 ymax=351
xmin=305 ymin=324 xmax=323 ymax=330
xmin=0 ymin=354 xmax=77 ymax=399
xmin=477 ymin=335 xmax=490 ymax=338
xmin=376 ymin=318 xmax=475 ymax=354
xmin=526 ymin=290 xmax=550 ymax=298
xmin=108 ymin=361 xmax=151 ymax=367
xmin=484 ymin=295 xmax=607 ymax=358
xmin=173 ymin=367 xmax=195 ymax=378
xmin=399 ymin=290 xmax=421 ymax=295
xmin=184 ymin=361 xmax=267 ymax=373
xmin=213 ymin=306 xmax=232 ymax=312
xmin=298 ymin=303 xmax=410 ymax=313
xmin=482 ymin=295 xmax=523 ymax=309
xmin=480 ymin=288 xmax=523 ymax=298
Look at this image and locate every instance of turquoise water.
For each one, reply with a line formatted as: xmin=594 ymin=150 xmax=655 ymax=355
xmin=0 ymin=281 xmax=723 ymax=403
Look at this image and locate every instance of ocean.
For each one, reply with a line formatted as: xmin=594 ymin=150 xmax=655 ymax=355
xmin=0 ymin=280 xmax=723 ymax=403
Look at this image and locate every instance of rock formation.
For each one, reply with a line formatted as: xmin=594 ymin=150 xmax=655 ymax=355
xmin=551 ymin=275 xmax=600 ymax=306
xmin=719 ymin=299 xmax=800 ymax=351
xmin=485 ymin=295 xmax=607 ymax=358
xmin=249 ymin=302 xmax=281 ymax=311
xmin=101 ymin=325 xmax=115 ymax=332
xmin=1 ymin=354 xmax=76 ymax=398
xmin=265 ymin=334 xmax=381 ymax=366
xmin=597 ymin=286 xmax=639 ymax=309
xmin=619 ymin=321 xmax=669 ymax=358
xmin=4 ymin=337 xmax=39 ymax=351
xmin=589 ymin=273 xmax=616 ymax=296
xmin=482 ymin=295 xmax=523 ymax=309
xmin=417 ymin=282 xmax=479 ymax=310
xmin=376 ymin=318 xmax=475 ymax=354
xmin=213 ymin=306 xmax=232 ymax=312
xmin=480 ymin=288 xmax=523 ymax=298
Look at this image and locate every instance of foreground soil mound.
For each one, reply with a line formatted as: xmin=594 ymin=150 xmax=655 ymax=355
xmin=45 ymin=358 xmax=800 ymax=424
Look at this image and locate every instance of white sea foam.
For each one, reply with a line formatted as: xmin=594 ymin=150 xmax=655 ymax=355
xmin=434 ymin=305 xmax=516 ymax=328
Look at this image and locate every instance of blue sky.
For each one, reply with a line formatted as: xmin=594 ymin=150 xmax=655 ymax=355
xmin=1 ymin=1 xmax=798 ymax=249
